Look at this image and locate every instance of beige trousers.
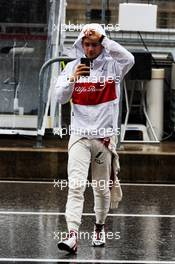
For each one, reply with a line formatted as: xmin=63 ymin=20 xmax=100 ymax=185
xmin=66 ymin=137 xmax=112 ymax=232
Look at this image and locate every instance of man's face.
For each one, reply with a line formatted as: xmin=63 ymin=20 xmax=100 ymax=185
xmin=82 ymin=37 xmax=103 ymax=60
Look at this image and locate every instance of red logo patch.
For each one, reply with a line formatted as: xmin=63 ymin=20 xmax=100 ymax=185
xmin=72 ymin=80 xmax=117 ymax=105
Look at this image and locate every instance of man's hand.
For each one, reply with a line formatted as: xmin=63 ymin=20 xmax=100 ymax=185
xmin=83 ymin=29 xmax=102 ymax=42
xmin=69 ymin=64 xmax=90 ymax=83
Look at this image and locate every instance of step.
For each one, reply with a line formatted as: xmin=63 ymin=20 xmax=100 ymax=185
xmin=0 ymin=135 xmax=175 ymax=183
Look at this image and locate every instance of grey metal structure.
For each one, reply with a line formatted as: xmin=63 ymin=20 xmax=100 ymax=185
xmin=36 ymin=57 xmax=73 ymax=146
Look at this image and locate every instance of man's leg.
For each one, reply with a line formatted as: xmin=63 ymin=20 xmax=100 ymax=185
xmin=66 ymin=138 xmax=91 ymax=232
xmin=91 ymin=139 xmax=112 ymax=246
xmin=58 ymin=138 xmax=91 ymax=253
xmin=91 ymin=139 xmax=111 ymax=224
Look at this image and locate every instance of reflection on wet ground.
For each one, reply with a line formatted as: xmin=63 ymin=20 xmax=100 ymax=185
xmin=0 ymin=181 xmax=175 ymax=263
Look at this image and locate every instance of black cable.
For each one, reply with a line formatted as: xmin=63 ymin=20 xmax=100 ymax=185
xmin=137 ymin=31 xmax=171 ymax=88
xmin=137 ymin=31 xmax=158 ymax=68
xmin=161 ymin=131 xmax=174 ymax=141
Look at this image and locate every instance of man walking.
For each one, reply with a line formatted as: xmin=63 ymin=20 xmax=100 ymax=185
xmin=54 ymin=23 xmax=134 ymax=254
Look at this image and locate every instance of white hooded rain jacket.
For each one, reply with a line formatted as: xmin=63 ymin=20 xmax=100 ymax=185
xmin=55 ymin=23 xmax=134 ymax=138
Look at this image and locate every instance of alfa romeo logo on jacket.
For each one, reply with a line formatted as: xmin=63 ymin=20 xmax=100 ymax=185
xmin=72 ymin=80 xmax=117 ymax=105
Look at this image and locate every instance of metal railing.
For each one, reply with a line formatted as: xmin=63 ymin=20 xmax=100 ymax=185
xmin=36 ymin=57 xmax=74 ymax=147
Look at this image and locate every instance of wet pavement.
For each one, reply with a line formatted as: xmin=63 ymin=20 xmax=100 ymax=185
xmin=0 ymin=181 xmax=175 ymax=263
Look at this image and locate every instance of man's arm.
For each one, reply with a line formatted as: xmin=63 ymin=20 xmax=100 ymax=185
xmin=101 ymin=37 xmax=135 ymax=80
xmin=83 ymin=29 xmax=134 ymax=80
xmin=54 ymin=60 xmax=90 ymax=104
xmin=54 ymin=62 xmax=75 ymax=104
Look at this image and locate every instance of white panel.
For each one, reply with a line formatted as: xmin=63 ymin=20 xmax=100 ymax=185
xmin=119 ymin=3 xmax=157 ymax=32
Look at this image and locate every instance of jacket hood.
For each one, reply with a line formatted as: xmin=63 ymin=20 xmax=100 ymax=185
xmin=69 ymin=23 xmax=107 ymax=58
